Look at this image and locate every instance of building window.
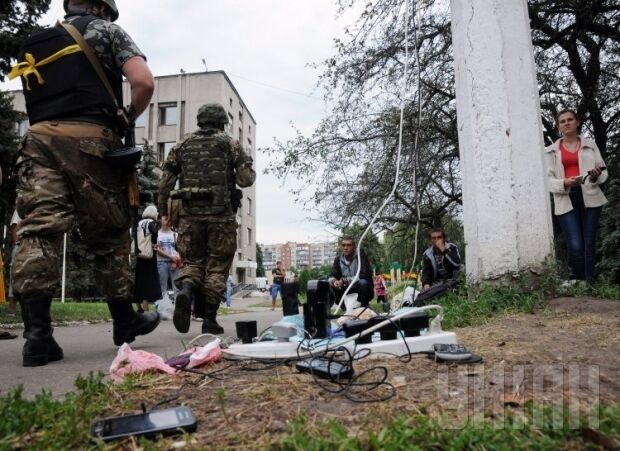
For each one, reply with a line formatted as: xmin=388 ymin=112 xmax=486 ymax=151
xmin=159 ymin=104 xmax=177 ymax=125
xmin=134 ymin=111 xmax=147 ymax=128
xmin=247 ymin=228 xmax=252 ymax=247
xmin=239 ymin=127 xmax=243 ymax=143
xmin=247 ymin=198 xmax=252 ymax=216
xmin=157 ymin=142 xmax=175 ymax=161
xmin=226 ymin=113 xmax=234 ymax=134
xmin=248 ymin=124 xmax=252 ymax=134
xmin=229 ymin=98 xmax=233 ymax=108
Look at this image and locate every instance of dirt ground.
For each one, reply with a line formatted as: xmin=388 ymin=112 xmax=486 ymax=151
xmin=116 ymin=297 xmax=619 ymax=449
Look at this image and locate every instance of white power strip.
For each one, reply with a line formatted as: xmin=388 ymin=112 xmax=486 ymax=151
xmin=222 ymin=331 xmax=457 ymax=361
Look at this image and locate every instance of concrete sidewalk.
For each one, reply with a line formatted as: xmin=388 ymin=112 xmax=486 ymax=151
xmin=0 ymin=292 xmax=288 ymax=399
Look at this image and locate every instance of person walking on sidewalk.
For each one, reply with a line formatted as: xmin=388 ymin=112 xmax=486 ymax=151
xmin=156 ymin=215 xmax=180 ymax=302
xmin=271 ymin=261 xmax=284 ymax=310
xmin=8 ymin=0 xmax=158 ymax=366
xmin=159 ymin=103 xmax=255 ymax=335
xmin=225 ymin=274 xmax=234 ymax=308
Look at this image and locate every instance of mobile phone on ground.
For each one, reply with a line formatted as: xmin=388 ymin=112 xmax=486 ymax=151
xmin=91 ymin=406 xmax=197 ymax=442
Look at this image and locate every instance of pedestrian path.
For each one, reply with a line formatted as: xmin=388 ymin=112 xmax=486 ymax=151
xmin=0 ymin=293 xmax=290 ymax=399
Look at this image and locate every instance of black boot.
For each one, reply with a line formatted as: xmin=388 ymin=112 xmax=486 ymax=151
xmin=173 ymin=282 xmax=193 ymax=333
xmin=20 ymin=296 xmax=63 ymax=367
xmin=107 ymin=300 xmax=160 ymax=346
xmin=202 ymin=303 xmax=224 ymax=334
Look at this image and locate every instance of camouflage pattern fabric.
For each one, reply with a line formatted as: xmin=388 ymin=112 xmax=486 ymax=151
xmin=11 ymin=122 xmax=133 ymax=301
xmin=65 ymin=15 xmax=146 ymax=72
xmin=158 ymin=128 xmax=255 ymax=217
xmin=158 ymin=125 xmax=256 ymax=305
xmin=175 ymin=217 xmax=238 ymax=305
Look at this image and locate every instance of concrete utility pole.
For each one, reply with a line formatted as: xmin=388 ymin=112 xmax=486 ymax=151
xmin=450 ymin=0 xmax=554 ymax=281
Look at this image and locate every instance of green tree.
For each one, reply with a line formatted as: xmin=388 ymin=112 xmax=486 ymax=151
xmin=297 ymin=268 xmax=311 ymax=294
xmin=256 ymin=243 xmax=265 ymax=277
xmin=266 ymin=0 xmax=620 ymax=282
xmin=0 ymin=0 xmax=51 ymax=78
xmin=310 ymin=264 xmax=332 ymax=280
xmin=137 ymin=139 xmax=160 ymax=211
xmin=0 ymin=0 xmax=52 ymax=237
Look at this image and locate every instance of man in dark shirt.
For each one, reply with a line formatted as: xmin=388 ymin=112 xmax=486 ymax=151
xmin=421 ymin=228 xmax=463 ymax=290
xmin=328 ymin=237 xmax=373 ymax=307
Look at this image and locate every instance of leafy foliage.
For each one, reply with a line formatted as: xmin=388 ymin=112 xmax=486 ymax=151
xmin=0 ymin=0 xmax=51 ymax=80
xmin=137 ymin=139 xmax=160 ymax=210
xmin=256 ymin=243 xmax=265 ymax=277
xmin=265 ymin=0 xmax=620 ymax=283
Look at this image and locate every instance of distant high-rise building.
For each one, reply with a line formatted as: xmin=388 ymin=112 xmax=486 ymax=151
xmin=260 ymin=241 xmax=337 ymax=275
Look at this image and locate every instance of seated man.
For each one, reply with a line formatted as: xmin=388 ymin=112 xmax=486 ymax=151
xmin=328 ymin=237 xmax=373 ymax=307
xmin=421 ymin=227 xmax=464 ymax=291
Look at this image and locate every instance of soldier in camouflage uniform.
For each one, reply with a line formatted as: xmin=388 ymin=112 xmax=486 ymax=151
xmin=158 ymin=104 xmax=256 ymax=334
xmin=8 ymin=0 xmax=157 ymax=366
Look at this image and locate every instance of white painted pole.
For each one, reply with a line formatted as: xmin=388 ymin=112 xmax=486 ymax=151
xmin=61 ymin=233 xmax=67 ymax=303
xmin=450 ymin=0 xmax=554 ymax=281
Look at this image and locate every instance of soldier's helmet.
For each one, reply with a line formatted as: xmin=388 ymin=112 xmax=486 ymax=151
xmin=197 ymin=104 xmax=229 ymax=127
xmin=64 ymin=0 xmax=119 ymax=22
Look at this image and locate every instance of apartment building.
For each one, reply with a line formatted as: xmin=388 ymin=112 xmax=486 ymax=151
xmin=9 ymin=70 xmax=257 ymax=285
xmin=261 ymin=241 xmax=337 ymax=274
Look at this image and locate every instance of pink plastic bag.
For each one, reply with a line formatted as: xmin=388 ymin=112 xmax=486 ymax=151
xmin=110 ymin=343 xmax=176 ymax=382
xmin=187 ymin=338 xmax=222 ymax=369
xmin=164 ymin=338 xmax=222 ymax=370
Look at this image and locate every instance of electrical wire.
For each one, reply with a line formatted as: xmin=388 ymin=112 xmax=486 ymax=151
xmin=333 ymin=0 xmax=416 ymax=315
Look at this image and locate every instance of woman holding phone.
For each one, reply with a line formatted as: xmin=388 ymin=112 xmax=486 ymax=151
xmin=545 ymin=109 xmax=608 ymax=283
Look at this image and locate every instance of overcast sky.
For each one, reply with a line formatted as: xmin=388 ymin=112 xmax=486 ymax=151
xmin=1 ymin=0 xmax=360 ymax=244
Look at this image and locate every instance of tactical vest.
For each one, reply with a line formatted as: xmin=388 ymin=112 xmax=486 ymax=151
xmin=11 ymin=15 xmax=122 ymax=129
xmin=175 ymin=130 xmax=234 ymax=216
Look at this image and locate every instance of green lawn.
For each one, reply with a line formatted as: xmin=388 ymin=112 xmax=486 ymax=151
xmin=1 ymin=372 xmax=618 ymax=450
xmin=0 ymin=301 xmax=111 ymax=325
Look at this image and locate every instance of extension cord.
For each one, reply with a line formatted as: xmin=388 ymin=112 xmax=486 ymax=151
xmin=222 ymin=331 xmax=457 ymax=361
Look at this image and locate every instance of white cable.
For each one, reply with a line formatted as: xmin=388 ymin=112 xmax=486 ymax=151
xmin=406 ymin=1 xmax=424 ymax=288
xmin=333 ymin=0 xmax=412 ymax=314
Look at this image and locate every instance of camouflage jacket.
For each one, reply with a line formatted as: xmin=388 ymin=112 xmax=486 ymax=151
xmin=64 ymin=14 xmax=146 ymax=73
xmin=158 ymin=127 xmax=255 ymax=218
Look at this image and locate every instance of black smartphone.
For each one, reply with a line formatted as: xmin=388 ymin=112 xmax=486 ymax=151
xmin=91 ymin=406 xmax=197 ymax=442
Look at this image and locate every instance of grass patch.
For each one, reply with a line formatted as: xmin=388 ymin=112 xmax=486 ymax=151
xmin=278 ymin=403 xmax=620 ymax=451
xmin=249 ymin=300 xmax=283 ymax=308
xmin=3 ymin=371 xmax=618 ymax=450
xmin=0 ymin=301 xmax=110 ymax=326
xmin=1 ymin=373 xmax=117 ymax=450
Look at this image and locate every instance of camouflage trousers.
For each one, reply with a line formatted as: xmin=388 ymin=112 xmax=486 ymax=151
xmin=11 ymin=121 xmax=133 ymax=302
xmin=175 ymin=216 xmax=237 ymax=306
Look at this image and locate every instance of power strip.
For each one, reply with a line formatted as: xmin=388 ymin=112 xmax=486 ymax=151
xmin=222 ymin=331 xmax=458 ymax=360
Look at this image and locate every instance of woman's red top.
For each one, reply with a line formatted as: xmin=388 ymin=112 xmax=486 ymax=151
xmin=560 ymin=140 xmax=580 ymax=178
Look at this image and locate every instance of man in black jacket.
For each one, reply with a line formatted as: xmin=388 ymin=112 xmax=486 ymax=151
xmin=328 ymin=237 xmax=373 ymax=307
xmin=421 ymin=228 xmax=463 ymax=290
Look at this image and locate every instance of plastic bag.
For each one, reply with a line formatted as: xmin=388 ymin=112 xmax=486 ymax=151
xmin=156 ymin=297 xmax=174 ymax=321
xmin=110 ymin=343 xmax=175 ymax=382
